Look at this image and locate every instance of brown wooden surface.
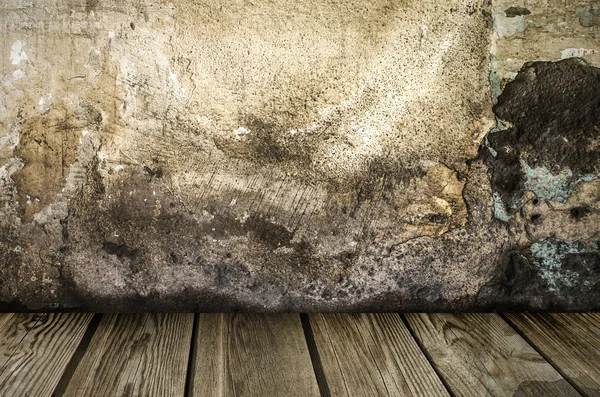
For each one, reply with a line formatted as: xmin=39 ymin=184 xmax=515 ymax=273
xmin=0 ymin=312 xmax=596 ymax=396
xmin=404 ymin=313 xmax=582 ymax=397
xmin=309 ymin=313 xmax=450 ymax=396
xmin=506 ymin=313 xmax=600 ymax=396
xmin=62 ymin=313 xmax=193 ymax=397
xmin=0 ymin=313 xmax=93 ymax=397
xmin=193 ymin=313 xmax=320 ymax=397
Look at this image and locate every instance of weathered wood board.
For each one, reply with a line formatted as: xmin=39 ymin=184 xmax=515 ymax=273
xmin=62 ymin=313 xmax=193 ymax=397
xmin=193 ymin=313 xmax=320 ymax=396
xmin=309 ymin=313 xmax=450 ymax=396
xmin=404 ymin=313 xmax=582 ymax=397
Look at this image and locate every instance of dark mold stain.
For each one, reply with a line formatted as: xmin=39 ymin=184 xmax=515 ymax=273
xmin=476 ymin=240 xmax=600 ymax=311
xmin=530 ymin=214 xmax=543 ymax=225
xmin=571 ymin=206 xmax=592 ymax=220
xmin=494 ymin=59 xmax=600 ymax=174
xmin=484 ymin=58 xmax=600 ymax=212
xmin=213 ymin=114 xmax=319 ymax=173
xmin=102 ymin=242 xmax=138 ymax=260
xmin=85 ymin=0 xmax=99 ymax=13
xmin=201 ymin=261 xmax=252 ymax=288
xmin=504 ymin=6 xmax=531 ymax=18
xmin=0 ymin=223 xmax=23 ymax=308
xmin=244 ymin=216 xmax=294 ymax=249
xmin=560 ymin=247 xmax=600 ymax=282
xmin=143 ymin=165 xmax=163 ymax=178
xmin=485 ymin=144 xmax=525 ymax=210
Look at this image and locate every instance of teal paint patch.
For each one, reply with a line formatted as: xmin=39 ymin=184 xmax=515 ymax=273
xmin=486 ymin=137 xmax=498 ymax=157
xmin=493 ymin=192 xmax=510 ymax=222
xmin=489 ymin=53 xmax=503 ymax=104
xmin=576 ymin=5 xmax=600 ymax=27
xmin=530 ymin=239 xmax=591 ymax=292
xmin=486 ymin=53 xmax=509 ymax=158
xmin=520 ymin=161 xmax=574 ymax=202
xmin=520 ymin=160 xmax=599 ymax=202
xmin=490 ymin=118 xmax=509 ymax=134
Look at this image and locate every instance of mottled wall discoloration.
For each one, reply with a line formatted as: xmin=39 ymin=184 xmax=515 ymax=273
xmin=0 ymin=0 xmax=599 ymax=311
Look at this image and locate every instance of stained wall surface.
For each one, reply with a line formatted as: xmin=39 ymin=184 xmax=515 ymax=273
xmin=0 ymin=0 xmax=598 ymax=311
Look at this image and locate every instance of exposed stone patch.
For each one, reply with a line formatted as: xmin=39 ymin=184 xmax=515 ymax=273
xmin=12 ymin=104 xmax=102 ymax=222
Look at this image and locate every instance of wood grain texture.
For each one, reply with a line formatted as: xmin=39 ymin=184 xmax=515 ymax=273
xmin=0 ymin=313 xmax=93 ymax=397
xmin=309 ymin=313 xmax=450 ymax=397
xmin=192 ymin=313 xmax=320 ymax=397
xmin=0 ymin=313 xmax=15 ymax=332
xmin=63 ymin=313 xmax=193 ymax=397
xmin=404 ymin=313 xmax=582 ymax=397
xmin=506 ymin=313 xmax=600 ymax=396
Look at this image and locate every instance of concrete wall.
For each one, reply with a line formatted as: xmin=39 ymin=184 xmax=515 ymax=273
xmin=0 ymin=0 xmax=598 ymax=311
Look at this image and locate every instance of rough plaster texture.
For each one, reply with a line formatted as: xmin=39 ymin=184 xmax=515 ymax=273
xmin=0 ymin=0 xmax=598 ymax=311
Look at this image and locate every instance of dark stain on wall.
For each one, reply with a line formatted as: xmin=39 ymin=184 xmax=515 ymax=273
xmin=484 ymin=58 xmax=600 ymax=212
xmin=476 ymin=239 xmax=600 ymax=311
xmin=504 ymin=6 xmax=531 ymax=18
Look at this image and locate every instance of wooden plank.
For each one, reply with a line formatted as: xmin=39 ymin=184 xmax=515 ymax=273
xmin=192 ymin=313 xmax=320 ymax=397
xmin=0 ymin=313 xmax=15 ymax=332
xmin=404 ymin=313 xmax=582 ymax=397
xmin=506 ymin=313 xmax=600 ymax=396
xmin=309 ymin=313 xmax=450 ymax=397
xmin=63 ymin=313 xmax=194 ymax=397
xmin=0 ymin=313 xmax=93 ymax=397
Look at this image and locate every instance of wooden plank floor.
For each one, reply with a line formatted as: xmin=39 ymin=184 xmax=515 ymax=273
xmin=0 ymin=313 xmax=597 ymax=397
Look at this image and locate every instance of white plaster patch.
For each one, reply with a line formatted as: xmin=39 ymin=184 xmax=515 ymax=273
xmin=234 ymin=127 xmax=250 ymax=137
xmin=236 ymin=211 xmax=250 ymax=224
xmin=197 ymin=116 xmax=213 ymax=129
xmin=17 ymin=0 xmax=34 ymax=8
xmin=0 ymin=158 xmax=24 ymax=183
xmin=0 ymin=125 xmax=21 ymax=150
xmin=78 ymin=129 xmax=89 ymax=145
xmin=440 ymin=41 xmax=454 ymax=51
xmin=12 ymin=70 xmax=26 ymax=80
xmin=494 ymin=15 xmax=528 ymax=38
xmin=10 ymin=41 xmax=28 ymax=65
xmin=38 ymin=93 xmax=53 ymax=112
xmin=560 ymin=48 xmax=598 ymax=59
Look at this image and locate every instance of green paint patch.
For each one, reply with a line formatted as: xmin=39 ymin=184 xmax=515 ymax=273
xmin=489 ymin=54 xmax=503 ymax=104
xmin=530 ymin=239 xmax=590 ymax=292
xmin=576 ymin=5 xmax=600 ymax=27
xmin=520 ymin=160 xmax=599 ymax=202
xmin=493 ymin=192 xmax=510 ymax=222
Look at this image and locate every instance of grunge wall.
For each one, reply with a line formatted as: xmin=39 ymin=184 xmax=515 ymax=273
xmin=1 ymin=0 xmax=599 ymax=311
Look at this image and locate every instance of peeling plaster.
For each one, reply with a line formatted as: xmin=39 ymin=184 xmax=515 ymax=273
xmin=10 ymin=41 xmax=28 ymax=65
